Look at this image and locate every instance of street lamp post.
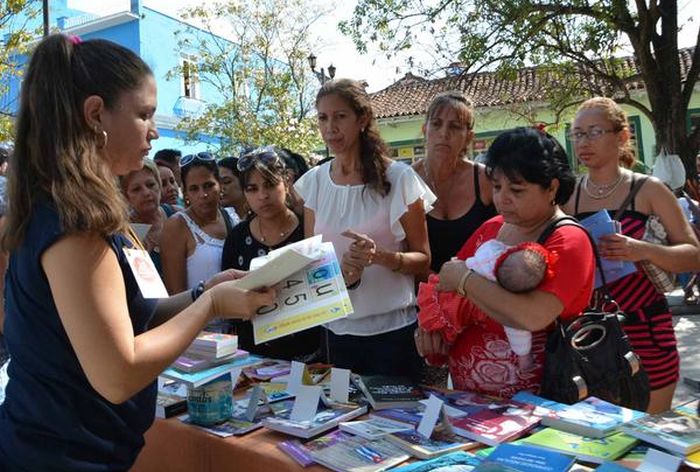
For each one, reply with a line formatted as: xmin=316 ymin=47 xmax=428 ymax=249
xmin=307 ymin=53 xmax=336 ymax=159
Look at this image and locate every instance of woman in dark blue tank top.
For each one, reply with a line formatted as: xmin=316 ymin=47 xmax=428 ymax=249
xmin=412 ymin=92 xmax=496 ymax=273
xmin=0 ymin=35 xmax=273 ymax=471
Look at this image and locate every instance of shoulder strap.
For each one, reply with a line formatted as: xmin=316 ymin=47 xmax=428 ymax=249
xmin=473 ymin=165 xmax=482 ymax=202
xmin=220 ymin=207 xmax=234 ymax=235
xmin=613 ymin=175 xmax=647 ymax=220
xmin=537 ymin=216 xmax=611 ymax=294
xmin=574 ymin=178 xmax=583 ymax=214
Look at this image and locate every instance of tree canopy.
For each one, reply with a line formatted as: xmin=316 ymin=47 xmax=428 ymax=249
xmin=0 ymin=0 xmax=38 ymax=141
xmin=342 ymin=0 xmax=700 ymax=172
xmin=170 ymin=0 xmax=327 ymax=158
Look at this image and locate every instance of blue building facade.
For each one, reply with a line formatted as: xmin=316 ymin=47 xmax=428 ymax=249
xmin=1 ymin=0 xmax=227 ymax=156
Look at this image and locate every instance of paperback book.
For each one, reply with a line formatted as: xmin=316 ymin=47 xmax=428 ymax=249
xmin=352 ymin=375 xmax=425 ymax=410
xmin=339 ymin=418 xmax=414 ymax=440
xmin=155 ymin=391 xmax=187 ymax=418
xmin=512 ymin=392 xmax=645 ymax=438
xmin=479 ymin=443 xmax=576 ymax=472
xmin=172 ymin=349 xmax=249 ymax=374
xmin=278 ymin=429 xmax=349 ymax=467
xmin=391 ymin=451 xmax=482 ymax=472
xmin=187 ymin=332 xmax=238 ymax=358
xmin=244 ymin=238 xmax=353 ymax=344
xmin=160 ymin=354 xmax=262 ymax=387
xmin=262 ymin=401 xmax=368 ymax=438
xmin=242 ymin=359 xmax=291 ymax=381
xmin=180 ymin=401 xmax=280 ymax=437
xmin=520 ymin=428 xmax=638 ymax=464
xmin=579 ymin=210 xmax=636 ymax=288
xmin=448 ymin=401 xmax=541 ymax=446
xmin=306 ymin=430 xmax=411 ymax=472
xmin=370 ymin=406 xmax=426 ymax=428
xmin=619 ymin=401 xmax=700 ymax=456
xmin=386 ymin=429 xmax=478 ymax=460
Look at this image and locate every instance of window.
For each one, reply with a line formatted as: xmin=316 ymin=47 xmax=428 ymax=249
xmin=181 ymin=56 xmax=200 ymax=100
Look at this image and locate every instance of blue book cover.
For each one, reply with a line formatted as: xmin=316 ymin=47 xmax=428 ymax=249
xmin=161 ymin=354 xmax=262 ymax=387
xmin=392 ymin=451 xmax=482 ymax=472
xmin=579 ymin=210 xmax=637 ymax=287
xmin=595 ymin=462 xmax=635 ymax=471
xmin=481 ymin=443 xmax=575 ymax=472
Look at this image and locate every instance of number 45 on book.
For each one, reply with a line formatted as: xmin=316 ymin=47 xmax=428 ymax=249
xmin=233 ymin=236 xmax=354 ymax=345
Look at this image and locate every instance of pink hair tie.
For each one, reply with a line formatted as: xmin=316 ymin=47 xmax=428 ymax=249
xmin=68 ymin=34 xmax=82 ymax=45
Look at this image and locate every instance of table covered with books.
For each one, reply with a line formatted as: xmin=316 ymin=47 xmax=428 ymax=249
xmin=131 ymin=415 xmax=328 ymax=472
xmin=131 ymin=347 xmax=700 ymax=472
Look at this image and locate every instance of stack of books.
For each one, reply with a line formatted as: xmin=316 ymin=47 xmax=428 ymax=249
xmin=171 ymin=332 xmax=249 ymax=374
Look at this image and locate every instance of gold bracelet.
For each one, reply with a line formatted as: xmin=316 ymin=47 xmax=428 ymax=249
xmin=392 ymin=252 xmax=404 ymax=272
xmin=456 ymin=269 xmax=474 ymax=297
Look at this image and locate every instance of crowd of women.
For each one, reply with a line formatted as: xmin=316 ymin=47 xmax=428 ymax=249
xmin=0 ymin=34 xmax=698 ymax=470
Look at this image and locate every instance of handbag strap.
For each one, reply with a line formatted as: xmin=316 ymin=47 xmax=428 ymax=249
xmin=536 ymin=215 xmax=614 ymax=306
xmin=613 ymin=175 xmax=648 ymax=221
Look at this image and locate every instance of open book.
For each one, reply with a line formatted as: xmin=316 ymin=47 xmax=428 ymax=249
xmin=248 ymin=239 xmax=353 ymax=344
xmin=232 ymin=235 xmax=324 ymax=290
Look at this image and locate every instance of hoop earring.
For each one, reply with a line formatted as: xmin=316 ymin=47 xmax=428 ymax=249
xmin=94 ymin=126 xmax=108 ymax=149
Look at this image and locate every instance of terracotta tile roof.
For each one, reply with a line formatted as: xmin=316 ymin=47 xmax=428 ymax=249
xmin=370 ymin=47 xmax=697 ymax=119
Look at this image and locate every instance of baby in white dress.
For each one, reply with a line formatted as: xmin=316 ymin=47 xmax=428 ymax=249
xmin=465 ymin=240 xmax=552 ymax=371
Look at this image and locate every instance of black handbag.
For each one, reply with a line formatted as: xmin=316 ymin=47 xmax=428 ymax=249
xmin=537 ymin=216 xmax=650 ymax=411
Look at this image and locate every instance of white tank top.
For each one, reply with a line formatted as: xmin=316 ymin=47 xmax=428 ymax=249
xmin=177 ymin=211 xmax=225 ymax=289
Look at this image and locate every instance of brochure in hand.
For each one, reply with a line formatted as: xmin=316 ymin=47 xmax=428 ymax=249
xmin=578 ymin=210 xmax=637 ymax=288
xmin=247 ymin=239 xmax=353 ymax=345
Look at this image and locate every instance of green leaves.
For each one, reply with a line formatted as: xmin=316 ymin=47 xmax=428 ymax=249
xmin=170 ymin=0 xmax=326 ymax=157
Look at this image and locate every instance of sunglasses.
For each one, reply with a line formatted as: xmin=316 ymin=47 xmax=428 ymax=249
xmin=237 ymin=147 xmax=282 ymax=172
xmin=180 ymin=152 xmax=216 ymax=168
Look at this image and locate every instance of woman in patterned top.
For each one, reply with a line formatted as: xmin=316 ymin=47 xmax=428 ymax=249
xmin=221 ymin=147 xmax=321 ymax=361
xmin=415 ymin=127 xmax=595 ymax=399
xmin=563 ymin=97 xmax=700 ymax=413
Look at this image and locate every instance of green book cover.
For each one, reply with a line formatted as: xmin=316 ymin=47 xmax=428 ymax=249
xmin=521 ymin=428 xmax=638 ymax=464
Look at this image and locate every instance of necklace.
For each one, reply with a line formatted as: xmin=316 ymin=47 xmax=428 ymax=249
xmin=582 ymin=172 xmax=625 ymax=200
xmin=422 ymin=159 xmax=456 ymax=218
xmin=189 ymin=208 xmax=220 ymax=227
xmin=257 ymin=212 xmax=295 ymax=243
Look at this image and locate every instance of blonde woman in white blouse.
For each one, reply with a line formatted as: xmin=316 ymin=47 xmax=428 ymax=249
xmin=295 ymin=79 xmax=435 ymax=380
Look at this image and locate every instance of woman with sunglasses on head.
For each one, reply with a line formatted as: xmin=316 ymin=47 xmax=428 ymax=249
xmin=221 ymin=148 xmax=322 ymax=361
xmin=0 ymin=35 xmax=274 ymax=471
xmin=160 ymin=152 xmax=238 ymax=297
xmin=562 ymin=97 xmax=700 ymax=413
xmin=295 ymin=79 xmax=435 ymax=380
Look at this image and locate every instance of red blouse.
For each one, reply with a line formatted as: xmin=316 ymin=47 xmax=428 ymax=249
xmin=418 ymin=216 xmax=595 ymax=398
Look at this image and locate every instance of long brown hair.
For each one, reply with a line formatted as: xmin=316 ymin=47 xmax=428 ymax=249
xmin=576 ymin=97 xmax=636 ymax=169
xmin=2 ymin=34 xmax=153 ymax=250
xmin=316 ymin=79 xmax=391 ymax=196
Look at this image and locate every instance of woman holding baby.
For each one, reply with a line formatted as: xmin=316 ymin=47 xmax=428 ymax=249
xmin=415 ymin=127 xmax=595 ymax=398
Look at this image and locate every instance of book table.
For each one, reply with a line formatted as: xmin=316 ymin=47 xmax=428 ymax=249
xmin=131 ymin=416 xmax=328 ymax=472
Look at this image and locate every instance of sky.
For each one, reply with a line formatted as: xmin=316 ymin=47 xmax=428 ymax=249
xmin=69 ymin=0 xmax=699 ymax=94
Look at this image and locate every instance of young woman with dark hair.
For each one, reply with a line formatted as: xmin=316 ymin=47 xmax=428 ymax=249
xmin=0 ymin=35 xmax=273 ymax=470
xmin=295 ymin=79 xmax=435 ymax=379
xmin=221 ymin=147 xmax=321 ymax=361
